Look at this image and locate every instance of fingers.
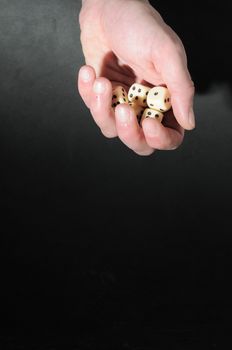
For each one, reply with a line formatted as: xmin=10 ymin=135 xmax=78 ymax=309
xmin=78 ymin=65 xmax=96 ymax=108
xmin=153 ymin=33 xmax=195 ymax=131
xmin=78 ymin=65 xmax=183 ymax=154
xmin=115 ymin=104 xmax=154 ymax=156
xmin=90 ymin=77 xmax=118 ymax=138
xmin=78 ymin=65 xmax=117 ymax=138
xmin=142 ymin=113 xmax=184 ymax=150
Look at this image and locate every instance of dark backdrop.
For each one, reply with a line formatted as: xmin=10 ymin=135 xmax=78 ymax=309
xmin=0 ymin=0 xmax=232 ymax=349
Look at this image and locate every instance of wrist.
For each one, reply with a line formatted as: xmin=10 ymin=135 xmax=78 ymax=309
xmin=80 ymin=0 xmax=151 ymax=29
xmin=82 ymin=0 xmax=107 ymax=5
xmin=82 ymin=0 xmax=149 ymax=4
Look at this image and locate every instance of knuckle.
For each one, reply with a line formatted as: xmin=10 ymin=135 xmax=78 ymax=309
xmin=190 ymin=80 xmax=195 ymax=93
xmin=186 ymin=79 xmax=195 ymax=92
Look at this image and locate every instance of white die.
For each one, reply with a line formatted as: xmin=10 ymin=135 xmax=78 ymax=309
xmin=128 ymin=83 xmax=150 ymax=107
xmin=147 ymin=86 xmax=171 ymax=112
xmin=112 ymin=86 xmax=129 ymax=108
xmin=141 ymin=108 xmax=164 ymax=124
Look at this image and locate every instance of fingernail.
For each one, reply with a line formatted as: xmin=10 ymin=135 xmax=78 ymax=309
xmin=93 ymin=81 xmax=105 ymax=94
xmin=118 ymin=106 xmax=130 ymax=125
xmin=188 ymin=107 xmax=195 ymax=129
xmin=81 ymin=68 xmax=91 ymax=82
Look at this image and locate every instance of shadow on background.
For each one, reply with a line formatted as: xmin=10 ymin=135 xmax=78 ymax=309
xmin=0 ymin=0 xmax=232 ymax=349
xmin=153 ymin=0 xmax=232 ymax=95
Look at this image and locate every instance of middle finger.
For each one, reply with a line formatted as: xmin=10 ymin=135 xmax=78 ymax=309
xmin=115 ymin=104 xmax=155 ymax=156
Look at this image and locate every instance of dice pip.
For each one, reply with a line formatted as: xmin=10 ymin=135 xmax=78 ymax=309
xmin=147 ymin=86 xmax=171 ymax=112
xmin=111 ymin=83 xmax=172 ymax=127
xmin=111 ymin=86 xmax=129 ymax=108
xmin=141 ymin=108 xmax=164 ymax=124
xmin=128 ymin=83 xmax=151 ymax=107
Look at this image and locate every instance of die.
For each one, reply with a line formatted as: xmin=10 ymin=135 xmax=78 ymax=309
xmin=129 ymin=102 xmax=145 ymax=124
xmin=128 ymin=83 xmax=150 ymax=107
xmin=147 ymin=86 xmax=171 ymax=112
xmin=141 ymin=108 xmax=164 ymax=124
xmin=112 ymin=86 xmax=129 ymax=108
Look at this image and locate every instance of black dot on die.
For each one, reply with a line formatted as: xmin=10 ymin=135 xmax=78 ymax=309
xmin=122 ymin=93 xmax=125 ymax=97
xmin=160 ymin=108 xmax=164 ymax=112
xmin=155 ymin=114 xmax=159 ymax=117
xmin=135 ymin=96 xmax=138 ymax=100
xmin=167 ymin=98 xmax=170 ymax=102
xmin=154 ymin=92 xmax=158 ymax=96
xmin=130 ymin=94 xmax=133 ymax=98
xmin=164 ymin=99 xmax=166 ymax=103
xmin=138 ymin=89 xmax=141 ymax=93
xmin=148 ymin=112 xmax=151 ymax=115
xmin=113 ymin=95 xmax=117 ymax=99
xmin=122 ymin=88 xmax=124 ymax=92
xmin=123 ymin=98 xmax=126 ymax=102
xmin=143 ymin=99 xmax=146 ymax=103
xmin=150 ymin=104 xmax=154 ymax=106
xmin=146 ymin=91 xmax=149 ymax=95
xmin=132 ymin=86 xmax=136 ymax=90
xmin=117 ymin=102 xmax=120 ymax=105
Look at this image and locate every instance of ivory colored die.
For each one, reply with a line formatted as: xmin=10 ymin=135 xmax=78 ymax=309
xmin=129 ymin=102 xmax=145 ymax=123
xmin=141 ymin=108 xmax=164 ymax=124
xmin=112 ymin=86 xmax=129 ymax=108
xmin=147 ymin=86 xmax=171 ymax=112
xmin=128 ymin=83 xmax=150 ymax=107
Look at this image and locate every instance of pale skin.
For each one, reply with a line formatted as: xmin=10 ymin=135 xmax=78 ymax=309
xmin=78 ymin=0 xmax=195 ymax=156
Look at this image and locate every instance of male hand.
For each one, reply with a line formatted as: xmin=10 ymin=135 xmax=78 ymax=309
xmin=78 ymin=0 xmax=195 ymax=156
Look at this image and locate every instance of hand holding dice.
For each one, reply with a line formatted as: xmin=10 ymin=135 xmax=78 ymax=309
xmin=112 ymin=83 xmax=172 ymax=125
xmin=78 ymin=0 xmax=195 ymax=155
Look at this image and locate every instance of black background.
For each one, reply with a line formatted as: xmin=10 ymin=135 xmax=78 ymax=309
xmin=1 ymin=0 xmax=232 ymax=349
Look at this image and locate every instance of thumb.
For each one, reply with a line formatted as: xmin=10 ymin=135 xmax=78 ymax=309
xmin=154 ymin=36 xmax=195 ymax=130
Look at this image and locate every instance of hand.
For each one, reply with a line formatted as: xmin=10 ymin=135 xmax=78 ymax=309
xmin=78 ymin=0 xmax=195 ymax=156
